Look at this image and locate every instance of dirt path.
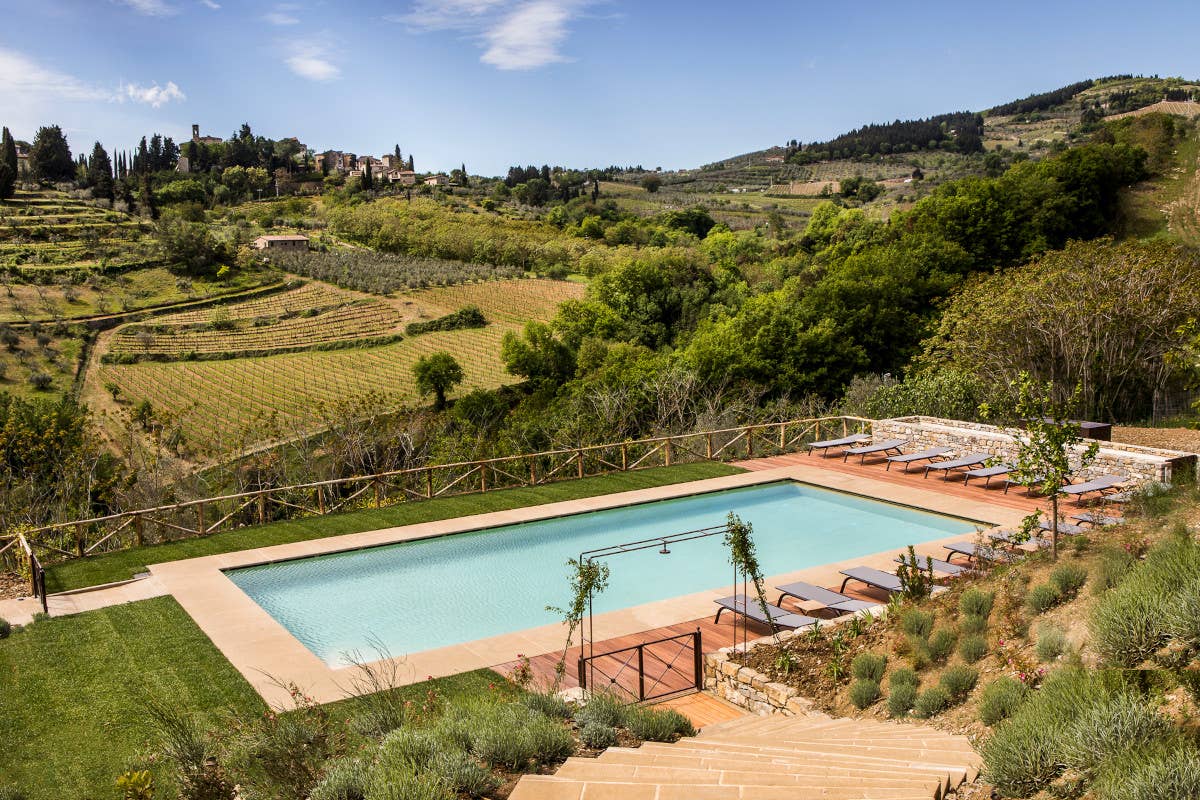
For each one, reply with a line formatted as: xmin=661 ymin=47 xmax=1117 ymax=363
xmin=1112 ymin=425 xmax=1200 ymax=453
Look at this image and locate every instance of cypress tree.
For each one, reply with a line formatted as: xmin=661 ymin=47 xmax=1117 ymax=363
xmin=363 ymin=161 xmax=373 ymax=190
xmin=30 ymin=124 xmax=74 ymax=182
xmin=88 ymin=142 xmax=114 ymax=201
xmin=0 ymin=127 xmax=17 ymax=199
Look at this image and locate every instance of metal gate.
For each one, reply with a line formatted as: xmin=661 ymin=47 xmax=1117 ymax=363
xmin=577 ymin=629 xmax=702 ymax=703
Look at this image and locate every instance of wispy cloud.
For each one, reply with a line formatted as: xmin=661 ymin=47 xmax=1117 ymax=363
xmin=0 ymin=48 xmax=185 ymax=111
xmin=264 ymin=4 xmax=301 ymax=25
xmin=115 ymin=0 xmax=177 ymax=16
xmin=199 ymin=0 xmax=221 ymax=9
xmin=284 ymin=40 xmax=340 ymax=81
xmin=121 ymin=81 xmax=186 ymax=108
xmin=481 ymin=1 xmax=573 ymax=70
xmin=391 ymin=0 xmax=586 ymax=70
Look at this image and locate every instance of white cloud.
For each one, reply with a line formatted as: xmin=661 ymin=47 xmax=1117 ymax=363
xmin=393 ymin=0 xmax=584 ymax=70
xmin=265 ymin=11 xmax=299 ymax=24
xmin=200 ymin=0 xmax=221 ymax=9
xmin=0 ymin=48 xmax=112 ymax=103
xmin=481 ymin=1 xmax=573 ymax=70
xmin=122 ymin=81 xmax=186 ymax=108
xmin=115 ymin=0 xmax=177 ymax=16
xmin=389 ymin=0 xmax=508 ymax=31
xmin=284 ymin=40 xmax=340 ymax=81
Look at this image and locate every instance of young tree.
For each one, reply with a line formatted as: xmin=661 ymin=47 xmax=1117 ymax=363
xmin=30 ymin=124 xmax=74 ymax=182
xmin=640 ymin=174 xmax=662 ymax=193
xmin=412 ymin=352 xmax=464 ymax=410
xmin=88 ymin=142 xmax=114 ymax=201
xmin=0 ymin=127 xmax=16 ymax=199
xmin=992 ymin=373 xmax=1099 ymax=560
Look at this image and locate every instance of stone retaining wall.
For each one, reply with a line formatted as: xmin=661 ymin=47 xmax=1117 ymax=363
xmin=871 ymin=416 xmax=1196 ymax=485
xmin=704 ymin=629 xmax=815 ymax=716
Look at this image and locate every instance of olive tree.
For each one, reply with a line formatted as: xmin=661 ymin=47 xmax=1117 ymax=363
xmin=411 ymin=351 xmax=463 ymax=410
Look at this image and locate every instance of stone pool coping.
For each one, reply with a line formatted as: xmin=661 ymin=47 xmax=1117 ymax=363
xmin=150 ymin=462 xmax=1031 ymax=707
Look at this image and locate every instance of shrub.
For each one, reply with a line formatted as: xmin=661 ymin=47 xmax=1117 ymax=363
xmin=912 ymin=686 xmax=951 ymax=718
xmin=363 ymin=766 xmax=454 ymax=800
xmin=959 ymin=588 xmax=995 ymax=618
xmin=851 ymin=652 xmax=887 ymax=682
xmin=579 ymin=722 xmax=619 ymax=750
xmin=958 ymin=634 xmax=988 ymax=663
xmin=471 ymin=704 xmax=575 ymax=769
xmin=1026 ymin=583 xmax=1061 ymax=614
xmin=1093 ymin=740 xmax=1200 ymax=800
xmin=521 ymin=690 xmax=573 ymax=720
xmin=899 ymin=608 xmax=934 ymax=639
xmin=1036 ymin=625 xmax=1068 ymax=662
xmin=309 ymin=758 xmax=370 ymax=800
xmin=959 ymin=613 xmax=988 ymax=635
xmin=1058 ymin=692 xmax=1174 ymax=777
xmin=849 ymin=679 xmax=881 ymax=709
xmin=939 ymin=665 xmax=979 ymax=701
xmin=889 ymin=667 xmax=919 ymax=689
xmin=28 ymin=371 xmax=52 ymax=390
xmin=926 ymin=628 xmax=957 ymax=663
xmin=624 ymin=707 xmax=695 ymax=742
xmin=406 ymin=305 xmax=488 ymax=336
xmin=1094 ymin=546 xmax=1137 ymax=595
xmin=0 ymin=617 xmax=10 ymax=639
xmin=1049 ymin=563 xmax=1088 ymax=597
xmin=979 ymin=676 xmax=1028 ymax=725
xmin=1165 ymin=576 xmax=1200 ymax=650
xmin=573 ymin=693 xmax=626 ymax=728
xmin=429 ymin=750 xmax=501 ymax=797
xmin=378 ymin=728 xmax=440 ymax=770
xmin=887 ymin=683 xmax=918 ymax=718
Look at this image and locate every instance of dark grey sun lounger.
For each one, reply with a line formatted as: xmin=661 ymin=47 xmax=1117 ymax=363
xmin=894 ymin=554 xmax=969 ymax=576
xmin=943 ymin=541 xmax=1019 ymax=564
xmin=989 ymin=531 xmax=1052 ymax=549
xmin=843 ymin=438 xmax=907 ymax=464
xmin=1071 ymin=512 xmax=1123 ymax=527
xmin=924 ymin=452 xmax=991 ymax=479
xmin=963 ymin=464 xmax=1012 ymax=487
xmin=807 ymin=433 xmax=870 ymax=457
xmin=1036 ymin=518 xmax=1088 ymax=536
xmin=838 ymin=566 xmax=903 ymax=594
xmin=886 ymin=446 xmax=952 ymax=472
xmin=774 ymin=581 xmax=877 ymax=613
xmin=1062 ymin=475 xmax=1127 ymax=500
xmin=713 ymin=596 xmax=819 ymax=631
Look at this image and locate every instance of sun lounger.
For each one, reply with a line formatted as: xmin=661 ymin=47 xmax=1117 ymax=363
xmin=807 ymin=433 xmax=870 ymax=457
xmin=988 ymin=531 xmax=1052 ymax=549
xmin=886 ymin=446 xmax=952 ymax=472
xmin=943 ymin=541 xmax=1019 ymax=564
xmin=1071 ymin=512 xmax=1123 ymax=527
xmin=1062 ymin=474 xmax=1127 ymax=500
xmin=963 ymin=463 xmax=1012 ymax=487
xmin=774 ymin=581 xmax=878 ymax=614
xmin=894 ymin=554 xmax=970 ymax=576
xmin=1002 ymin=475 xmax=1045 ymax=495
xmin=713 ymin=596 xmax=819 ymax=630
xmin=1036 ymin=518 xmax=1088 ymax=536
xmin=842 ymin=438 xmax=907 ymax=464
xmin=924 ymin=453 xmax=991 ymax=479
xmin=838 ymin=566 xmax=903 ymax=594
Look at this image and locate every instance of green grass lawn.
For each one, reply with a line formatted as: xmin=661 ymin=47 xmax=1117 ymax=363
xmin=0 ymin=596 xmax=518 ymax=798
xmin=46 ymin=462 xmax=744 ymax=592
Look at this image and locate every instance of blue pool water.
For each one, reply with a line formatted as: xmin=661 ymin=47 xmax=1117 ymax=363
xmin=226 ymin=481 xmax=983 ymax=665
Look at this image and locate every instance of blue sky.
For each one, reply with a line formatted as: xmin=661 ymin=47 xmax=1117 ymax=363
xmin=3 ymin=0 xmax=1200 ymax=175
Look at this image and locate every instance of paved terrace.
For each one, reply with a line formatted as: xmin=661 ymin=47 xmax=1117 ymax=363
xmin=133 ymin=449 xmax=1069 ymax=707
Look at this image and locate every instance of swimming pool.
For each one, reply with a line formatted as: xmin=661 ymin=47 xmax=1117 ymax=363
xmin=226 ymin=481 xmax=983 ymax=665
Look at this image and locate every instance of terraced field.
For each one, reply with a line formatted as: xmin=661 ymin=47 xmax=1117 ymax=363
xmin=92 ymin=278 xmax=585 ymax=454
xmin=106 ymin=282 xmax=405 ymax=359
xmin=0 ymin=192 xmax=156 ymax=271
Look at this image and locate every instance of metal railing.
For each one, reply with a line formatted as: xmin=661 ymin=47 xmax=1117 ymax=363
xmin=577 ymin=629 xmax=702 ymax=703
xmin=12 ymin=415 xmax=873 ymax=570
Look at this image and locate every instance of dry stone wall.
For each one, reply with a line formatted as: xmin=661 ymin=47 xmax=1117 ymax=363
xmin=871 ymin=416 xmax=1196 ymax=485
xmin=704 ymin=630 xmax=816 ymax=716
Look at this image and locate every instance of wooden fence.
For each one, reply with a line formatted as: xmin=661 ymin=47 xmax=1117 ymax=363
xmin=2 ymin=416 xmax=872 ymax=577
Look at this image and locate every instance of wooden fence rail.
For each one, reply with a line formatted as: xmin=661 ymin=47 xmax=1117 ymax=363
xmin=10 ymin=416 xmax=873 ymax=570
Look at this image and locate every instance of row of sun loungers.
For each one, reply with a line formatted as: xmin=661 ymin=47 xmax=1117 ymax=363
xmin=806 ymin=434 xmax=1128 ymax=499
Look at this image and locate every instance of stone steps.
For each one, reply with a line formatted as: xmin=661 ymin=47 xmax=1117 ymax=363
xmin=508 ymin=703 xmax=980 ymax=800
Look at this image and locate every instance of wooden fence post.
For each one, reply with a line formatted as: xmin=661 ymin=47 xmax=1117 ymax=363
xmin=480 ymin=465 xmax=488 ymax=492
xmin=134 ymin=514 xmax=144 ymax=547
xmin=75 ymin=523 xmax=85 ymax=557
xmin=665 ymin=438 xmax=673 ymax=467
xmin=779 ymin=422 xmax=786 ymax=450
xmin=529 ymin=460 xmax=537 ymax=485
xmin=621 ymin=443 xmax=628 ymax=471
xmin=426 ymin=469 xmax=434 ymax=499
xmin=257 ymin=494 xmax=267 ymax=525
xmin=196 ymin=502 xmax=206 ymax=536
xmin=705 ymin=433 xmax=713 ymax=460
xmin=746 ymin=427 xmax=754 ymax=458
xmin=374 ymin=479 xmax=382 ymax=508
xmin=576 ymin=450 xmax=584 ymax=479
xmin=316 ymin=488 xmax=325 ymax=515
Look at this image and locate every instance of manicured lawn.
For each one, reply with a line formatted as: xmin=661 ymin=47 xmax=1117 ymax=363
xmin=46 ymin=462 xmax=745 ymax=592
xmin=0 ymin=597 xmax=261 ymax=798
xmin=0 ymin=595 xmax=520 ymax=798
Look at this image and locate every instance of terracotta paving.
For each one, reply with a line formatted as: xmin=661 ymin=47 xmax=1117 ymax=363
xmin=653 ymin=692 xmax=746 ymax=729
